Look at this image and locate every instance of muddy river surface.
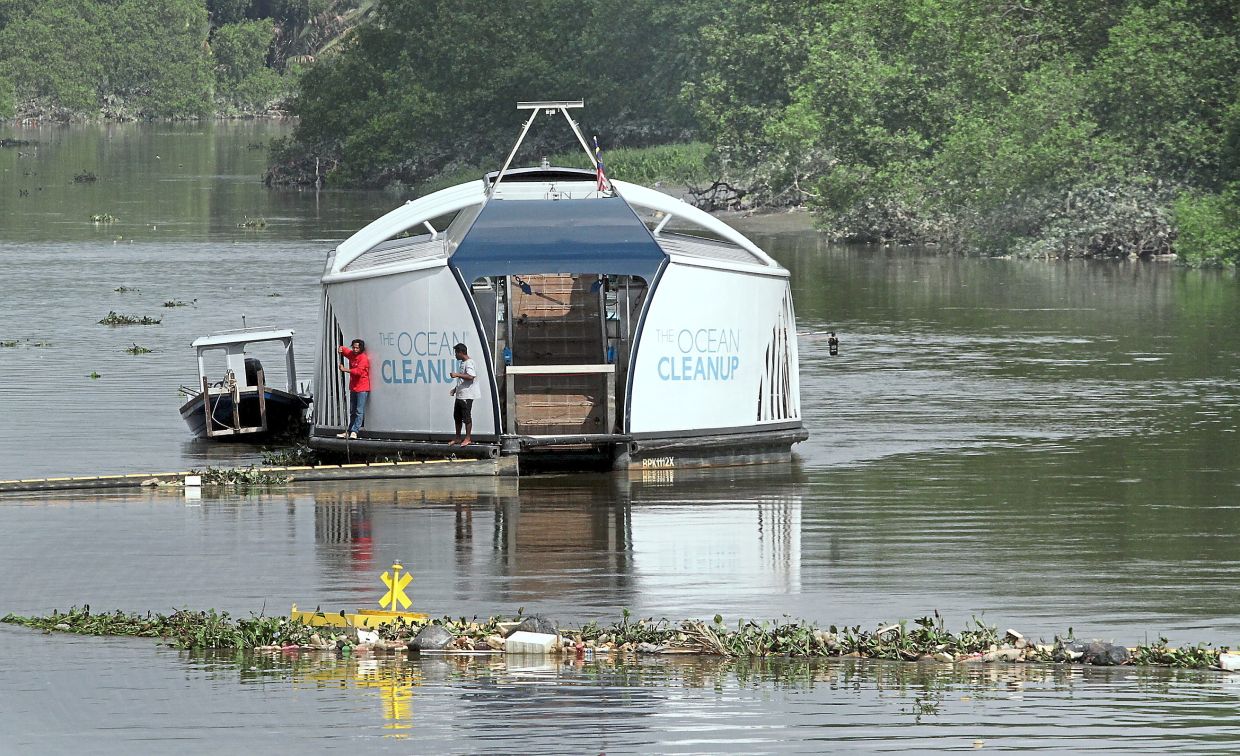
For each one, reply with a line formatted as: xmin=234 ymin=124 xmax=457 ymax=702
xmin=2 ymin=123 xmax=1240 ymax=752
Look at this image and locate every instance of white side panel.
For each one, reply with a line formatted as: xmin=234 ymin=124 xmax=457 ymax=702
xmin=324 ymin=266 xmax=497 ymax=436
xmin=629 ymin=263 xmax=800 ymax=434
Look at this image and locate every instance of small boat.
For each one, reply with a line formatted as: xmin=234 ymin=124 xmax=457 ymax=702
xmin=179 ymin=327 xmax=312 ymax=440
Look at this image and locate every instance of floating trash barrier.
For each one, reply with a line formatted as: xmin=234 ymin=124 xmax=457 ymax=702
xmin=4 ymin=565 xmax=1230 ymax=670
xmin=2 ymin=607 xmax=1234 ymax=671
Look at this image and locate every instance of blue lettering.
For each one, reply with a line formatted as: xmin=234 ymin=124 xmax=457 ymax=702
xmin=401 ymin=359 xmax=413 ymax=383
xmin=658 ymin=356 xmax=671 ymax=380
xmin=381 ymin=359 xmax=394 ymax=383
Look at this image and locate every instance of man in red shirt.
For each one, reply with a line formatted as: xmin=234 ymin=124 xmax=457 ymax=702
xmin=337 ymin=338 xmax=371 ymax=439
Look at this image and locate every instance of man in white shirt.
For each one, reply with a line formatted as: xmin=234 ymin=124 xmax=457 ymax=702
xmin=448 ymin=342 xmax=479 ymax=446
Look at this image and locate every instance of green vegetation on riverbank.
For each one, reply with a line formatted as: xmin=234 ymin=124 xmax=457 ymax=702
xmin=692 ymin=0 xmax=1240 ymax=264
xmin=266 ymin=0 xmax=1239 ymax=265
xmin=0 ymin=1 xmax=374 ymax=119
xmin=4 ymin=1 xmax=1237 ymax=264
xmin=2 ymin=606 xmax=1232 ymax=670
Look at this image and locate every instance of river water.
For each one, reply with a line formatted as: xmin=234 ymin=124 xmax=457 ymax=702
xmin=2 ymin=123 xmax=1240 ymax=752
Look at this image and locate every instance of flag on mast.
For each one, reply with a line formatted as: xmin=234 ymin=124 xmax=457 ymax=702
xmin=593 ymin=135 xmax=610 ymax=192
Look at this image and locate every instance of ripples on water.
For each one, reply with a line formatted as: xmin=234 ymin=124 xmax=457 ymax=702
xmin=3 ymin=125 xmax=1240 ymax=752
xmin=4 ymin=627 xmax=1240 ymax=753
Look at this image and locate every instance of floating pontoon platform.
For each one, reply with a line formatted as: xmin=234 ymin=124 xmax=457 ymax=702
xmin=0 ymin=456 xmax=517 ymax=494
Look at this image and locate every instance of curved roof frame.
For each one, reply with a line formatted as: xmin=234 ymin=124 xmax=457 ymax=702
xmin=324 ymin=173 xmax=785 ymax=283
xmin=610 ymin=180 xmax=780 ymax=267
xmin=328 ymin=181 xmax=485 ymax=275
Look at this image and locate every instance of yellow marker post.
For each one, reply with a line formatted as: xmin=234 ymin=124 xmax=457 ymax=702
xmin=380 ymin=563 xmax=413 ymax=611
xmin=291 ymin=561 xmax=427 ymax=628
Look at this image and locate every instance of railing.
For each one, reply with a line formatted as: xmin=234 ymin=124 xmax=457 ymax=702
xmin=201 ymin=369 xmax=268 ymax=438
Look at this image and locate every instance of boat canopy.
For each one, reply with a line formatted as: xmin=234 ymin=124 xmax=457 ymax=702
xmin=449 ymin=196 xmax=666 ymax=284
xmin=191 ymin=327 xmax=295 ymax=351
xmin=190 ymin=327 xmax=299 ymax=392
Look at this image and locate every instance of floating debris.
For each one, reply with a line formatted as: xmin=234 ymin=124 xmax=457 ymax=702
xmin=74 ymin=171 xmax=98 ymax=183
xmin=1 ymin=609 xmax=1232 ymax=670
xmin=88 ymin=371 xmax=101 ymax=379
xmin=196 ymin=466 xmax=290 ymax=486
xmin=90 ymin=213 xmax=117 ymax=224
xmin=124 ymin=343 xmax=152 ymax=355
xmin=0 ymin=340 xmax=18 ymax=348
xmin=0 ymin=138 xmax=34 ymax=149
xmin=99 ymin=311 xmax=161 ymax=326
xmin=237 ymin=216 xmax=267 ymax=229
xmin=162 ymin=299 xmax=193 ymax=308
xmin=114 ymin=286 xmax=138 ymax=293
xmin=260 ymin=445 xmax=318 ymax=467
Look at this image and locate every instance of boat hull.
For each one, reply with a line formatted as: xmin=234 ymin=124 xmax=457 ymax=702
xmin=307 ymin=424 xmax=806 ymax=472
xmin=180 ymin=389 xmax=310 ymax=441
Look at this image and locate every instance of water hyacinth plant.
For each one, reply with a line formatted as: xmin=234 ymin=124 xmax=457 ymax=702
xmin=1 ymin=608 xmax=1231 ymax=670
xmin=196 ymin=466 xmax=290 ymax=486
xmin=99 ymin=311 xmax=161 ymax=326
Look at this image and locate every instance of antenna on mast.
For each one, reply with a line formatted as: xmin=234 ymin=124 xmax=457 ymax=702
xmin=490 ymin=100 xmax=603 ymax=198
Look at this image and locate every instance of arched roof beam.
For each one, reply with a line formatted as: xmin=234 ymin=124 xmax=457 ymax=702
xmin=330 ymin=181 xmax=485 ymax=273
xmin=611 ymin=179 xmax=779 ymax=267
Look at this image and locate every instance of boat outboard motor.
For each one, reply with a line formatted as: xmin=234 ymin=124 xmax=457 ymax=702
xmin=244 ymin=356 xmax=265 ymax=386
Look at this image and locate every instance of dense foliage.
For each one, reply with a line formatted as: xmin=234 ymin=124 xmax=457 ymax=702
xmin=0 ymin=0 xmax=369 ymax=119
xmin=0 ymin=0 xmax=213 ymax=118
xmin=269 ymin=0 xmax=1238 ymax=263
xmin=267 ymin=0 xmax=707 ymax=187
xmin=2 ymin=0 xmax=1236 ymax=263
xmin=691 ymin=0 xmax=1240 ymax=262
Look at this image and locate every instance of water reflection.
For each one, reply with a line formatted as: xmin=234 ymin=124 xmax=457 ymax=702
xmin=307 ymin=466 xmax=805 ymax=613
xmin=173 ymin=648 xmax=1240 ymax=751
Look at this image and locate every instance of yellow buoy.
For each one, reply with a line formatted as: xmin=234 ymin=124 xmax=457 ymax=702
xmin=291 ymin=563 xmax=428 ymax=628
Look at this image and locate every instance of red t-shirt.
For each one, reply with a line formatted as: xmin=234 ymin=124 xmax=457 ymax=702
xmin=339 ymin=346 xmax=371 ymax=392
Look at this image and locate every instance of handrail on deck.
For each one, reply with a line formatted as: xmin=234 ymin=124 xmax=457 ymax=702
xmin=504 ymin=363 xmax=615 ymax=376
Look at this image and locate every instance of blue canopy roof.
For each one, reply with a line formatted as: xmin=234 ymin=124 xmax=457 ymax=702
xmin=449 ymin=197 xmax=666 ymax=283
